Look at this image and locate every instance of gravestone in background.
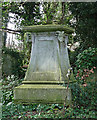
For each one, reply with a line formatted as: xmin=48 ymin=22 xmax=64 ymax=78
xmin=2 ymin=54 xmax=15 ymax=76
xmin=14 ymin=25 xmax=75 ymax=104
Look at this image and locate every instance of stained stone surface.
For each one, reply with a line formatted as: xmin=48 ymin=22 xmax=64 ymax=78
xmin=14 ymin=85 xmax=72 ymax=104
xmin=22 ymin=25 xmax=74 ymax=34
xmin=24 ymin=31 xmax=74 ymax=82
xmin=14 ymin=25 xmax=74 ymax=104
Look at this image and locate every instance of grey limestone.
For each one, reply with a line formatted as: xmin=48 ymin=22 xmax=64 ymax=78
xmin=14 ymin=25 xmax=75 ymax=104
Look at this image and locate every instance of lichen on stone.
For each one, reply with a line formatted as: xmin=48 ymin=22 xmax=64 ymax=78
xmin=21 ymin=25 xmax=74 ymax=34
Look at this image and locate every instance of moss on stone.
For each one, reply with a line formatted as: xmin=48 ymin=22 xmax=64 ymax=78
xmin=22 ymin=81 xmax=64 ymax=84
xmin=15 ymin=84 xmax=67 ymax=89
xmin=21 ymin=25 xmax=74 ymax=34
xmin=14 ymin=84 xmax=72 ymax=104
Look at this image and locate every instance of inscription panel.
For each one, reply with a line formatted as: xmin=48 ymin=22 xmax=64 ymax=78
xmin=36 ymin=40 xmax=56 ymax=72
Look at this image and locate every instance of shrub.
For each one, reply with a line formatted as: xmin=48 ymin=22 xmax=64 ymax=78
xmin=74 ymin=47 xmax=97 ymax=83
xmin=70 ymin=81 xmax=96 ymax=108
xmin=2 ymin=75 xmax=23 ymax=105
xmin=75 ymin=47 xmax=97 ymax=70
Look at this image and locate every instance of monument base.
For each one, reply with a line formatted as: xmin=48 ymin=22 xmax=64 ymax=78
xmin=14 ymin=83 xmax=72 ymax=104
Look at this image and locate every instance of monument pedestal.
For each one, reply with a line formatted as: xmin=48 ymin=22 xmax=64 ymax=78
xmin=14 ymin=83 xmax=71 ymax=104
xmin=14 ymin=25 xmax=74 ymax=104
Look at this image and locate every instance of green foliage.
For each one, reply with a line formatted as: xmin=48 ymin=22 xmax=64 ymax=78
xmin=74 ymin=47 xmax=97 ymax=83
xmin=2 ymin=2 xmax=10 ymax=25
xmin=2 ymin=2 xmax=40 ymax=27
xmin=2 ymin=75 xmax=23 ymax=105
xmin=76 ymin=47 xmax=97 ymax=70
xmin=3 ymin=101 xmax=96 ymax=119
xmin=70 ymin=82 xmax=96 ymax=109
xmin=68 ymin=2 xmax=97 ymax=66
xmin=2 ymin=2 xmax=71 ymax=27
xmin=2 ymin=75 xmax=97 ymax=119
xmin=69 ymin=2 xmax=97 ymax=50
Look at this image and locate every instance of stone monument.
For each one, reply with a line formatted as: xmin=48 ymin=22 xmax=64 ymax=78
xmin=14 ymin=25 xmax=75 ymax=104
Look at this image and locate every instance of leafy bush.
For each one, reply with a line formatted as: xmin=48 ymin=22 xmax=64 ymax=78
xmin=2 ymin=75 xmax=23 ymax=105
xmin=75 ymin=67 xmax=96 ymax=84
xmin=74 ymin=47 xmax=97 ymax=83
xmin=75 ymin=47 xmax=97 ymax=70
xmin=70 ymin=81 xmax=96 ymax=109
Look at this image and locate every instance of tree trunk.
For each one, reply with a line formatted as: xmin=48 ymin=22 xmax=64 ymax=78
xmin=61 ymin=2 xmax=65 ymax=24
xmin=0 ymin=2 xmax=2 ymax=119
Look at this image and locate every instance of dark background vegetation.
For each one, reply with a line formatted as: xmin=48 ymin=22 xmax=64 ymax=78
xmin=1 ymin=2 xmax=97 ymax=119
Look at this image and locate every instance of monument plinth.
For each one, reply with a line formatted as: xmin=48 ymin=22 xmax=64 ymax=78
xmin=14 ymin=25 xmax=75 ymax=104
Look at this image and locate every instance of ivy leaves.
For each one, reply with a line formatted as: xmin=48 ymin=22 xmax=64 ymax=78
xmin=76 ymin=47 xmax=97 ymax=70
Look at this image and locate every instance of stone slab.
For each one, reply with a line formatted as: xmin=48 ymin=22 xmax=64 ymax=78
xmin=22 ymin=80 xmax=76 ymax=84
xmin=21 ymin=25 xmax=74 ymax=34
xmin=22 ymin=81 xmax=64 ymax=84
xmin=14 ymin=84 xmax=72 ymax=104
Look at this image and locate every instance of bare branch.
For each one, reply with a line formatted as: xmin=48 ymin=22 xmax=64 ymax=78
xmin=0 ymin=28 xmax=21 ymax=34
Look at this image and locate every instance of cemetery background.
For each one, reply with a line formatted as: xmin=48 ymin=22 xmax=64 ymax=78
xmin=1 ymin=2 xmax=97 ymax=119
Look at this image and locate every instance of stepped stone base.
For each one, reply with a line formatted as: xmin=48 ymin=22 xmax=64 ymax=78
xmin=14 ymin=83 xmax=72 ymax=104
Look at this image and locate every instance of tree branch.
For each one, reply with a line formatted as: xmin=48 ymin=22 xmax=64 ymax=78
xmin=0 ymin=28 xmax=21 ymax=34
